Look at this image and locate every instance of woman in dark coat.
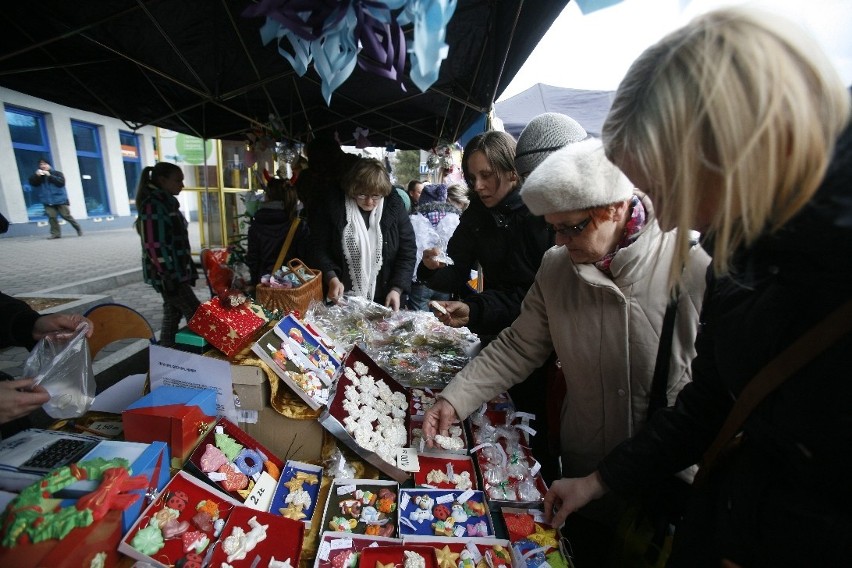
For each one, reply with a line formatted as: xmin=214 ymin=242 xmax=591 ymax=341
xmin=544 ymin=7 xmax=852 ymax=567
xmin=245 ymin=178 xmax=309 ymax=285
xmin=417 ymin=131 xmax=552 ymax=339
xmin=309 ymin=158 xmax=415 ymax=311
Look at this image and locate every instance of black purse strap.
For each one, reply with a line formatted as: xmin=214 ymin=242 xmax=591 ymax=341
xmin=648 ymin=292 xmax=678 ymax=421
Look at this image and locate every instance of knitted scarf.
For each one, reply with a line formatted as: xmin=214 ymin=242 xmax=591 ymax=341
xmin=342 ymin=197 xmax=384 ymax=300
xmin=595 ymin=195 xmax=646 ymax=276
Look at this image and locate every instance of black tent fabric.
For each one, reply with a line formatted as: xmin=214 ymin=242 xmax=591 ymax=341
xmin=0 ymin=1 xmax=570 ymax=150
xmin=495 ymin=82 xmax=614 ymax=138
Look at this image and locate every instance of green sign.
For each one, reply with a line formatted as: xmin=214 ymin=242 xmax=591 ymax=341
xmin=175 ymin=134 xmax=213 ymax=165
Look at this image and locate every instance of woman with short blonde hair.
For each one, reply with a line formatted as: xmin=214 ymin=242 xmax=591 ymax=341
xmin=545 ymin=7 xmax=852 ymax=567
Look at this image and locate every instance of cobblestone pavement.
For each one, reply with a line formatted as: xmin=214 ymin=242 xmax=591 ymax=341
xmin=0 ymin=226 xmax=210 ymax=377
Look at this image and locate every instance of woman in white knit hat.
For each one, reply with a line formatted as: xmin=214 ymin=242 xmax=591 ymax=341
xmin=422 ymin=137 xmax=710 ymax=565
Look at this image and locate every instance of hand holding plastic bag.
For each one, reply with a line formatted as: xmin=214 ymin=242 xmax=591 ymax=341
xmin=22 ymin=322 xmax=95 ymax=419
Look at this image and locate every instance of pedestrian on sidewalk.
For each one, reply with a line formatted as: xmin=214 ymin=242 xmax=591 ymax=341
xmin=135 ymin=162 xmax=200 ymax=347
xmin=28 ymin=158 xmax=83 ymax=239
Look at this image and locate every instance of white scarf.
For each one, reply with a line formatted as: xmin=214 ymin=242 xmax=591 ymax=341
xmin=342 ymin=197 xmax=384 ymax=300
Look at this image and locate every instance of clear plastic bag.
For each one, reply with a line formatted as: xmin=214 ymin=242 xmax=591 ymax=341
xmin=22 ymin=322 xmax=95 ymax=419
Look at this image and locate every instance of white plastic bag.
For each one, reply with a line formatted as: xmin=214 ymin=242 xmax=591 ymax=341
xmin=22 ymin=322 xmax=95 ymax=419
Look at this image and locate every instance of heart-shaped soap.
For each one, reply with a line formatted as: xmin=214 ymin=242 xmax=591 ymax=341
xmin=217 ymin=463 xmax=248 ymax=491
xmin=503 ymin=512 xmax=535 ymax=541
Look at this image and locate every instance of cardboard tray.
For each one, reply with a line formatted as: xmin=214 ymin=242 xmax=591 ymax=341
xmin=320 ymin=478 xmax=400 ymax=538
xmin=397 ymin=488 xmax=493 ymax=538
xmin=318 ymin=345 xmax=411 ymax=483
xmin=268 ymin=460 xmax=323 ymax=528
xmin=252 ymin=328 xmax=330 ymax=410
xmin=313 ymin=532 xmax=402 ymax=568
xmin=184 ymin=418 xmax=285 ymax=506
xmin=413 ymin=453 xmax=478 ymax=491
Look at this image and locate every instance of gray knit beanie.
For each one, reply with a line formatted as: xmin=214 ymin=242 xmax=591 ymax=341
xmin=514 ymin=112 xmax=588 ymax=177
xmin=521 ymin=138 xmax=634 ymax=215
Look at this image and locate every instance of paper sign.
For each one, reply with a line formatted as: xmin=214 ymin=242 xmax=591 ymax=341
xmin=244 ymin=471 xmax=276 ymax=511
xmin=397 ymin=447 xmax=420 ymax=472
xmin=318 ymin=541 xmax=331 ymax=561
xmin=330 ymin=538 xmax=353 ymax=550
xmin=149 ymin=345 xmax=237 ymax=422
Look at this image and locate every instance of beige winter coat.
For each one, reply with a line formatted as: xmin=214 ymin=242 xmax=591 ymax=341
xmin=440 ymin=194 xmax=710 ymax=480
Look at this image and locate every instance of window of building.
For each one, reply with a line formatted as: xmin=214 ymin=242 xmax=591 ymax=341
xmin=71 ymin=120 xmax=111 ymax=215
xmin=120 ymin=130 xmax=142 ymax=212
xmin=5 ymin=105 xmax=50 ymax=220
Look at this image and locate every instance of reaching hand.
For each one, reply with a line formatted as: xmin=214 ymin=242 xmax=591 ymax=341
xmin=421 ymin=398 xmax=460 ymax=448
xmin=327 ymin=277 xmax=345 ymax=303
xmin=32 ymin=313 xmax=93 ymax=341
xmin=543 ymin=472 xmax=609 ymax=528
xmin=0 ymin=378 xmax=50 ymax=425
xmin=421 ymin=247 xmax=446 ymax=270
xmin=384 ymin=290 xmax=401 ymax=311
xmin=432 ymin=301 xmax=470 ymax=328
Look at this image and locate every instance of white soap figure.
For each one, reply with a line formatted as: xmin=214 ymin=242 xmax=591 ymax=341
xmin=269 ymin=557 xmax=293 ymax=568
xmin=404 ymin=551 xmax=426 ymax=568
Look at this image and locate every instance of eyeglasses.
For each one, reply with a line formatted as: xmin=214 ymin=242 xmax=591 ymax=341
xmin=355 ymin=194 xmax=384 ymax=202
xmin=548 ymin=216 xmax=592 ymax=237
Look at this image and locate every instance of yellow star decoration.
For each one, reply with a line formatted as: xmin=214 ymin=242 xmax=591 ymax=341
xmin=375 ymin=562 xmax=395 ymax=568
xmin=283 ymin=477 xmax=305 ymax=492
xmin=237 ymin=479 xmax=256 ymax=500
xmin=527 ymin=524 xmax=558 ymax=548
xmin=294 ymin=472 xmax=319 ymax=485
xmin=435 ymin=545 xmax=460 ymax=568
xmin=279 ymin=503 xmax=307 ymax=520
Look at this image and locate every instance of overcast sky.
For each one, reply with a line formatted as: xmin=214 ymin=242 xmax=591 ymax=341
xmin=498 ymin=0 xmax=852 ymax=101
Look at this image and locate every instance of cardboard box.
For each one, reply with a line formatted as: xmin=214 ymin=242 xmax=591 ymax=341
xmin=239 ymin=406 xmax=325 ymax=463
xmin=188 ymin=297 xmax=268 ymax=357
xmin=123 ymin=386 xmax=218 ymax=468
xmin=269 ymin=460 xmax=323 ymax=527
xmin=231 ymin=364 xmax=268 ymax=412
xmin=184 ymin=417 xmax=285 ymax=505
xmin=174 ymin=326 xmax=213 ymax=354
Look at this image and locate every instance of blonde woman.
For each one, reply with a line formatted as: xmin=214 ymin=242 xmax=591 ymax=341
xmin=544 ymin=7 xmax=852 ymax=567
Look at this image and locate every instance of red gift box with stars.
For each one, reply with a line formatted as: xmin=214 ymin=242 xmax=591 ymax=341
xmin=188 ymin=297 xmax=268 ymax=358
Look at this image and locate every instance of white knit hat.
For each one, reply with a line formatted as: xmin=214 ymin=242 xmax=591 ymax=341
xmin=514 ymin=112 xmax=588 ymax=176
xmin=521 ymin=138 xmax=634 ymax=215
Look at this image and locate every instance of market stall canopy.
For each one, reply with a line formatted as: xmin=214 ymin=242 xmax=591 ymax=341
xmin=0 ymin=0 xmax=570 ymax=150
xmin=495 ymin=83 xmax=615 ymax=138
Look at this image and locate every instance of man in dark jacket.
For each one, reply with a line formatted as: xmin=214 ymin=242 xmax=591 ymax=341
xmin=28 ymin=158 xmax=83 ymax=239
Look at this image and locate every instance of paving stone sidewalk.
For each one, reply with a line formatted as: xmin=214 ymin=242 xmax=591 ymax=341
xmin=0 ymin=226 xmax=211 ymax=377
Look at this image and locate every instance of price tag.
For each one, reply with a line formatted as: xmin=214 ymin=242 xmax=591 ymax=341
xmin=86 ymin=421 xmax=123 ymax=437
xmin=400 ymin=492 xmax=410 ymax=511
xmin=329 ymin=538 xmax=353 ymax=550
xmin=453 ymin=524 xmax=466 ymax=537
xmin=516 ymin=424 xmax=537 ymax=437
xmin=466 ymin=542 xmax=482 ymax=564
xmin=436 ymin=493 xmax=455 ymax=504
xmin=318 ymin=541 xmax=331 ymax=561
xmin=530 ymin=509 xmax=546 ymax=523
xmin=425 ymin=387 xmax=435 ymax=397
xmin=397 ymin=447 xmax=420 ymax=472
xmin=456 ymin=489 xmax=475 ymax=503
xmin=368 ymin=542 xmax=379 ymax=548
xmin=337 ymin=484 xmax=356 ymax=496
xmin=530 ymin=460 xmax=542 ymax=478
xmin=446 ymin=462 xmax=454 ymax=479
xmin=244 ymin=471 xmax=276 ymax=511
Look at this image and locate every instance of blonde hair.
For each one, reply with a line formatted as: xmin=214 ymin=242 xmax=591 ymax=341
xmin=603 ymin=6 xmax=850 ymax=281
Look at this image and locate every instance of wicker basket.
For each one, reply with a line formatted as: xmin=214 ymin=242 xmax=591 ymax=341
xmin=255 ymin=258 xmax=323 ymax=316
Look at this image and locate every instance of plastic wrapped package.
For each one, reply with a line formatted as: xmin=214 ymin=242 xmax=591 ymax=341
xmin=22 ymin=323 xmax=95 ymax=419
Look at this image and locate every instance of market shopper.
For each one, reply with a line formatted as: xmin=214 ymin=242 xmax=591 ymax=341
xmin=0 ymin=291 xmax=93 ymax=437
xmin=540 ymin=8 xmax=852 ymax=567
xmin=245 ymin=178 xmax=309 ymax=286
xmin=417 ymin=130 xmax=551 ymax=339
xmin=423 ymin=138 xmax=710 ymax=565
xmin=295 ymin=135 xmax=360 ymax=223
xmin=28 ymin=158 xmax=83 ymax=239
xmin=407 ymin=184 xmax=470 ymax=311
xmin=135 ymin=162 xmax=201 ymax=348
xmin=309 ymin=157 xmax=416 ymax=311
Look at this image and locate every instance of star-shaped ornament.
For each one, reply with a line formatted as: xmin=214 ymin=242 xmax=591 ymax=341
xmin=435 ymin=545 xmax=460 ymax=568
xmin=279 ymin=503 xmax=307 ymax=520
xmin=527 ymin=523 xmax=559 ymax=548
xmin=283 ymin=477 xmax=305 ymax=492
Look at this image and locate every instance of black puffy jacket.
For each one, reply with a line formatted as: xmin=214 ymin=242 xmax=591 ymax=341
xmin=245 ymin=205 xmax=310 ymax=285
xmin=598 ymin=121 xmax=852 ymax=567
xmin=309 ymin=189 xmax=416 ymax=302
xmin=417 ymin=189 xmax=552 ymax=338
